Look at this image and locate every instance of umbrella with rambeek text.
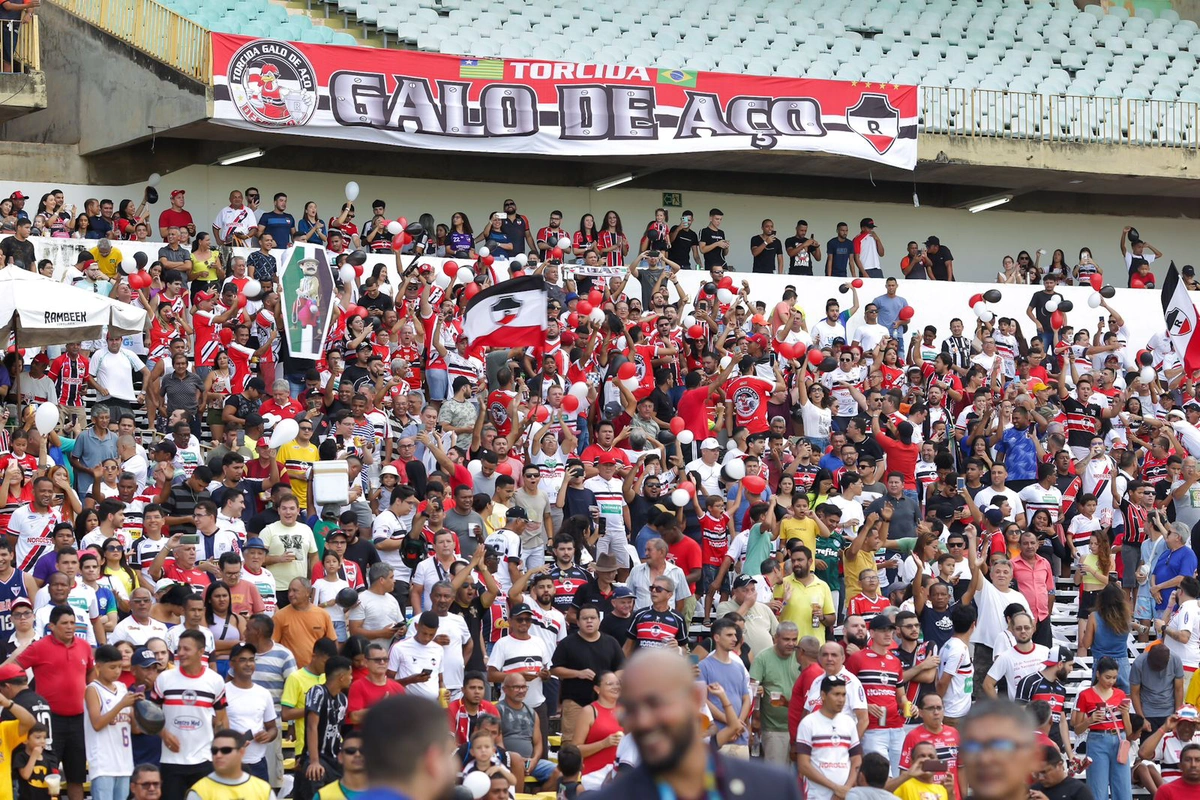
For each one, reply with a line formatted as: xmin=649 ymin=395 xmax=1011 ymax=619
xmin=0 ymin=265 xmax=148 ymax=348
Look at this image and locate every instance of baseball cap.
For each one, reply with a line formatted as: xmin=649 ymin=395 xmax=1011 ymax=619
xmin=746 ymin=334 xmax=768 ymax=348
xmin=31 ymin=353 xmax=49 ymax=365
xmin=153 ymin=578 xmax=177 ymax=593
xmin=244 ymin=537 xmax=268 ymax=552
xmin=1029 ymin=381 xmax=1051 ymax=393
xmin=380 ymin=465 xmax=400 ymax=478
xmin=509 ymin=603 xmax=535 ymax=618
xmin=611 ymin=585 xmax=634 ymax=600
xmin=1176 ymin=704 xmax=1200 ymax=721
xmin=0 ymin=664 xmax=26 ymax=682
xmin=868 ymin=615 xmax=895 ymax=630
xmin=505 ymin=506 xmax=529 ymax=521
xmin=9 ymin=191 xmax=26 ymax=201
xmin=924 ymin=236 xmax=940 ymax=246
xmin=171 ymin=189 xmax=185 ymax=198
xmin=256 ymin=438 xmax=270 ymax=450
xmin=597 ymin=451 xmax=620 ymax=465
xmin=732 ymin=574 xmax=757 ymax=589
xmin=700 ymin=437 xmax=720 ymax=450
xmin=1043 ymin=644 xmax=1076 ymax=667
xmin=984 ymin=508 xmax=1006 ymax=527
xmin=132 ymin=648 xmax=160 ymax=669
xmin=195 ymin=290 xmax=215 ymax=302
xmin=860 ymin=217 xmax=876 ymax=229
xmin=11 ymin=597 xmax=31 ymax=610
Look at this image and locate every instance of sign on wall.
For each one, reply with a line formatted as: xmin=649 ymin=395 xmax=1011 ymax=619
xmin=209 ymin=35 xmax=919 ymax=170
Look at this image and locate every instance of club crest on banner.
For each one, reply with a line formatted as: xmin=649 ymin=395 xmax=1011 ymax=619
xmin=227 ymin=39 xmax=318 ymax=128
xmin=847 ymin=93 xmax=901 ymax=155
xmin=1167 ymin=305 xmax=1193 ymax=336
xmin=490 ymin=295 xmax=524 ymax=325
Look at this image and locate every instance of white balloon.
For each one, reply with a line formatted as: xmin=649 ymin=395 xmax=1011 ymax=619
xmin=456 ymin=266 xmax=475 ymax=285
xmin=670 ymin=488 xmax=691 ymax=508
xmin=569 ymin=381 xmax=589 ymax=399
xmin=1087 ymin=292 xmax=1102 ymax=308
xmin=433 ymin=270 xmax=452 ymax=289
xmin=973 ymin=303 xmax=990 ymax=320
xmin=467 ymin=459 xmax=481 ymax=474
xmin=725 ymin=459 xmax=746 ymax=480
xmin=719 ymin=355 xmax=732 ymax=369
xmin=676 ymin=430 xmax=695 ymax=445
xmin=345 ymin=181 xmax=360 ymax=202
xmin=512 ymin=252 xmax=528 ymax=267
xmin=243 ymin=279 xmax=262 ymax=299
xmin=463 ymin=772 xmax=492 ymax=800
xmin=386 ymin=220 xmax=402 ymax=235
xmin=1141 ymin=366 xmax=1157 ymax=384
xmin=557 ymin=236 xmax=572 ymax=249
xmin=267 ymin=418 xmax=299 ymax=450
xmin=681 ymin=315 xmax=696 ymax=328
xmin=34 ymin=402 xmax=58 ymax=436
xmin=120 ymin=258 xmax=137 ymax=276
xmin=147 ymin=172 xmax=161 ymax=187
xmin=717 ymin=288 xmax=736 ymax=304
xmin=478 ymin=246 xmax=490 ymax=258
xmin=977 ymin=309 xmax=994 ymax=323
xmin=338 ymin=265 xmax=356 ymax=285
xmin=1045 ymin=297 xmax=1060 ymax=313
xmin=621 ymin=376 xmax=639 ymax=392
xmin=589 ymin=308 xmax=605 ymax=325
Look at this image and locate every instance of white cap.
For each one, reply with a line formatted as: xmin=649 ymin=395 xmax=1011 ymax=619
xmin=700 ymin=437 xmax=720 ymax=450
xmin=380 ymin=465 xmax=400 ymax=477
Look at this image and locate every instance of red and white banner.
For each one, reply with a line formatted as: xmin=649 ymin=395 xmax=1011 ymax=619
xmin=463 ymin=274 xmax=547 ymax=348
xmin=1162 ymin=262 xmax=1200 ymax=372
xmin=209 ymin=35 xmax=919 ymax=170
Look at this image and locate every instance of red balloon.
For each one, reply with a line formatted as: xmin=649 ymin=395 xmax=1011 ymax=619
xmin=218 ymin=328 xmax=234 ymax=346
xmin=355 ymin=306 xmax=369 ymax=319
xmin=776 ymin=341 xmax=795 ymax=360
xmin=562 ymin=394 xmax=580 ymax=413
xmin=396 ymin=217 xmax=408 ymax=230
xmin=898 ymin=305 xmax=915 ymax=321
xmin=670 ymin=418 xmax=686 ymax=435
xmin=392 ymin=234 xmax=406 ymax=250
xmin=567 ymin=312 xmax=580 ymax=328
xmin=968 ymin=293 xmax=984 ymax=307
xmin=236 ymin=293 xmax=247 ymax=309
xmin=463 ymin=282 xmax=481 ymax=301
xmin=481 ymin=255 xmax=495 ymax=267
xmin=549 ymin=247 xmax=563 ymax=260
xmin=718 ymin=276 xmax=734 ymax=290
xmin=617 ymin=362 xmax=637 ymax=381
xmin=688 ymin=324 xmax=705 ymax=339
xmin=807 ymin=348 xmax=824 ymax=365
xmin=678 ymin=481 xmax=696 ymax=496
xmin=1090 ymin=274 xmax=1103 ymax=291
xmin=495 ymin=461 xmax=513 ymax=477
xmin=353 ymin=264 xmax=364 ymax=278
xmin=1131 ymin=274 xmax=1146 ymax=290
xmin=851 ymin=278 xmax=864 ymax=289
xmin=1050 ymin=310 xmax=1065 ymax=330
xmin=534 ymin=405 xmax=550 ymax=423
xmin=577 ymin=300 xmax=593 ymax=316
xmin=588 ymin=289 xmax=603 ymax=306
xmin=742 ymin=475 xmax=767 ymax=494
xmin=443 ymin=262 xmax=459 ymax=278
xmin=344 ymin=304 xmax=359 ymax=317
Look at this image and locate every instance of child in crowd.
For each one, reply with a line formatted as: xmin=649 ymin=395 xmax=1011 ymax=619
xmin=14 ymin=723 xmax=58 ymax=800
xmin=461 ymin=730 xmax=516 ymax=793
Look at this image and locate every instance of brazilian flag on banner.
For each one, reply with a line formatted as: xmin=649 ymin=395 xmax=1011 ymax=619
xmin=656 ymin=69 xmax=697 ymax=87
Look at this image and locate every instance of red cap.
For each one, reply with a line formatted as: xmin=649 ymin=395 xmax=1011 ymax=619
xmin=195 ymin=290 xmax=215 ymax=302
xmin=747 ymin=334 xmax=768 ymax=348
xmin=9 ymin=191 xmax=26 ymax=201
xmin=31 ymin=353 xmax=49 ymax=365
xmin=0 ymin=663 xmax=24 ymax=682
xmin=597 ymin=451 xmax=619 ymax=465
xmin=171 ymin=189 xmax=185 ymax=198
xmin=256 ymin=437 xmax=269 ymax=450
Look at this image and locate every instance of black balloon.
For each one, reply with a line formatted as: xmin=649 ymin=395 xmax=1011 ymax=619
xmin=1139 ymin=351 xmax=1154 ymax=367
xmin=145 ymin=187 xmax=158 ymax=205
xmin=134 ymin=699 xmax=165 ymax=734
xmin=336 ymin=587 xmax=360 ymax=608
xmin=704 ymin=282 xmax=717 ymax=295
xmin=657 ymin=430 xmax=676 ymax=446
xmin=1058 ymin=300 xmax=1073 ymax=312
xmin=983 ymin=289 xmax=1002 ymax=303
xmin=839 ymin=283 xmax=849 ymax=294
xmin=405 ymin=221 xmax=425 ymax=236
xmin=1100 ymin=285 xmax=1116 ymax=298
xmin=347 ymin=250 xmax=368 ymax=266
xmin=1144 ymin=281 xmax=1155 ymax=290
xmin=134 ymin=251 xmax=148 ymax=269
xmin=820 ymin=357 xmax=838 ymax=373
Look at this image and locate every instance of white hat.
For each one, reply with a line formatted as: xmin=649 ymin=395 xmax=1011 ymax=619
xmin=153 ymin=578 xmax=177 ymax=594
xmin=700 ymin=437 xmax=720 ymax=450
xmin=380 ymin=465 xmax=400 ymax=478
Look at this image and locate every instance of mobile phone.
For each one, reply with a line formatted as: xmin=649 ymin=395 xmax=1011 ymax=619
xmin=956 ymin=477 xmax=965 ymax=491
xmin=597 ymin=518 xmax=607 ymax=536
xmin=179 ymin=533 xmax=200 ymax=546
xmin=921 ymin=760 xmax=948 ymax=773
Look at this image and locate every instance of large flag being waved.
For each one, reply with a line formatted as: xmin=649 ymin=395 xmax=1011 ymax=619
xmin=1162 ymin=261 xmax=1200 ymax=373
xmin=463 ymin=275 xmax=548 ymax=348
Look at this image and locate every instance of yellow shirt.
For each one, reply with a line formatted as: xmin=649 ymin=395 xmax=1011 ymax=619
xmin=773 ymin=574 xmax=834 ymax=643
xmin=842 ymin=548 xmax=876 ymax=600
xmin=779 ymin=518 xmax=818 ymax=553
xmin=88 ymin=246 xmax=124 ymax=280
xmin=280 ymin=667 xmax=325 ymax=758
xmin=893 ymin=778 xmax=949 ymax=800
xmin=277 ymin=441 xmax=320 ymax=509
xmin=191 ymin=249 xmax=222 ymax=282
xmin=187 ymin=773 xmax=274 ymax=800
xmin=0 ymin=719 xmax=27 ymax=794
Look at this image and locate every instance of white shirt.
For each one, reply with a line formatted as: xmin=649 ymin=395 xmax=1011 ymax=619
xmin=348 ymin=589 xmax=404 ymax=648
xmin=411 ymin=556 xmax=466 ymax=612
xmin=166 ymin=625 xmax=216 ymax=660
xmin=90 ymin=347 xmax=145 ymax=402
xmin=487 ymin=633 xmax=552 ymax=707
xmin=154 ymin=666 xmax=227 ymax=766
xmin=626 ymin=561 xmax=692 ymax=611
xmin=372 ymin=510 xmax=413 ymax=582
xmin=213 ymin=205 xmax=258 ymax=241
xmin=971 ymin=579 xmax=1031 ymax=652
xmin=1166 ymin=598 xmax=1200 ymax=670
xmin=520 ymin=594 xmax=567 ymax=656
xmin=795 ymin=711 xmax=860 ymax=800
xmin=389 ymin=636 xmax=444 ymax=700
xmin=684 ymin=458 xmax=722 ymax=496
xmin=225 ymin=681 xmax=278 ymax=765
xmin=986 ymin=642 xmax=1050 ymax=699
xmin=802 ymin=667 xmax=868 ymax=718
xmin=826 ymin=495 xmax=865 ymax=539
xmin=110 ymin=615 xmax=169 ymax=647
xmin=853 ymin=322 xmax=889 ymax=353
xmin=938 ymin=637 xmax=974 ymax=718
xmin=975 ymin=485 xmax=1024 ymax=519
xmin=83 ymin=681 xmax=133 ymax=778
xmin=406 ymin=611 xmax=471 ymax=692
xmin=241 ymin=567 xmax=277 ymax=616
xmin=812 ymin=319 xmax=847 ymax=349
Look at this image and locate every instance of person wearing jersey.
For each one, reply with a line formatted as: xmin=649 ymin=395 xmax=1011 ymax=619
xmin=84 ymin=644 xmax=136 ymax=800
xmin=847 ymin=615 xmax=906 ymax=771
xmin=0 ymin=540 xmax=34 ymax=636
xmin=9 ymin=477 xmax=62 ymax=572
xmin=154 ymin=629 xmax=229 ymax=797
xmin=1057 ymin=371 xmax=1115 ymax=459
xmin=49 ymin=342 xmax=96 ymax=423
xmin=1015 ymin=645 xmax=1075 ymax=755
xmin=936 ymin=605 xmax=978 ymax=726
xmin=547 ymin=535 xmax=592 ymax=624
xmin=899 ymin=693 xmax=960 ymax=799
xmin=1139 ymin=707 xmax=1199 ymax=787
xmin=185 ymin=729 xmax=272 ymax=800
xmin=725 ymin=356 xmax=785 ymax=436
xmin=795 ymin=676 xmax=863 ymax=800
xmin=623 ymin=576 xmax=688 ymax=656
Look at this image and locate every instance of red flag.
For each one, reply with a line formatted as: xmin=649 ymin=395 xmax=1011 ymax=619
xmin=1162 ymin=262 xmax=1200 ymax=372
xmin=462 ymin=275 xmax=547 ymax=348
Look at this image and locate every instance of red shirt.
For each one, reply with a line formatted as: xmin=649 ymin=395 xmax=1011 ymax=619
xmin=788 ymin=662 xmax=825 ymax=743
xmin=17 ymin=634 xmax=95 ymax=715
xmin=900 ymin=725 xmax=961 ymax=800
xmin=847 ymin=592 xmax=892 ymax=623
xmin=157 ymin=208 xmax=194 ymax=233
xmin=846 ymin=647 xmax=904 ymax=729
xmin=1075 ymin=687 xmax=1128 ymax=733
xmin=878 ymin=431 xmax=919 ymax=489
xmin=446 ymin=699 xmax=500 ymax=745
xmin=699 ymin=512 xmax=731 ymax=567
xmin=162 ymin=559 xmax=212 ymax=589
xmin=345 ymin=675 xmax=404 ymax=726
xmin=666 ymin=536 xmax=702 ymax=593
xmin=677 ymin=385 xmax=716 ymax=439
xmin=1157 ymin=780 xmax=1200 ymax=800
xmin=725 ymin=374 xmax=774 ymax=434
xmin=579 ymin=445 xmax=630 ymax=467
xmin=486 ymin=389 xmax=518 ymax=438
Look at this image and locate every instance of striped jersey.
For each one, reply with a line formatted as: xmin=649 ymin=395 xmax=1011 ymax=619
xmin=152 ymin=665 xmax=227 ymax=765
xmin=846 ymin=647 xmax=904 ymax=729
xmin=795 ymin=711 xmax=861 ymax=797
xmin=48 ymin=353 xmax=89 ymax=407
xmin=9 ymin=504 xmax=62 ymax=571
xmin=627 ymin=607 xmax=688 ymax=650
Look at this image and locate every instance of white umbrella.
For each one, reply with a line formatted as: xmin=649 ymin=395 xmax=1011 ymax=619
xmin=0 ymin=266 xmax=147 ymax=348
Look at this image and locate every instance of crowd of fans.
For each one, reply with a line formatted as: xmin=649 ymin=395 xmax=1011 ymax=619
xmin=0 ymin=183 xmax=1196 ymax=800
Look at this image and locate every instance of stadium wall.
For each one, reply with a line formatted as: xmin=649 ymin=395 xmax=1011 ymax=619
xmin=2 ymin=164 xmax=1198 ymax=284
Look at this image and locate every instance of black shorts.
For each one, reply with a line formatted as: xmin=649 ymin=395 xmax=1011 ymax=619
xmin=52 ymin=713 xmax=86 ymax=783
xmin=1079 ymin=589 xmax=1099 ymax=616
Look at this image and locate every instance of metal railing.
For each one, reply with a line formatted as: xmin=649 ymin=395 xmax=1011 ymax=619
xmin=921 ymin=86 xmax=1200 ymax=149
xmin=52 ymin=0 xmax=209 ymax=82
xmin=14 ymin=16 xmax=40 ymax=72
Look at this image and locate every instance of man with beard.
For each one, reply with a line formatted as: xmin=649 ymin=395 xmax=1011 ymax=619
xmin=959 ymin=700 xmax=1045 ymax=800
xmin=1015 ymin=646 xmax=1076 ymax=756
xmin=894 ymin=610 xmax=940 ymax=724
xmin=773 ymin=546 xmax=835 ymax=643
xmin=448 ymin=549 xmax=500 ymax=677
xmin=842 ymin=614 xmax=870 ymax=656
xmin=588 ymin=650 xmax=801 ymax=800
xmin=359 ymin=695 xmax=460 ymax=800
xmin=982 ymin=610 xmax=1048 ymax=701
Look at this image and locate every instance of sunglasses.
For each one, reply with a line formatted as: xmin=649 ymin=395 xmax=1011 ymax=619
xmin=649 ymin=586 xmax=670 ymax=593
xmin=211 ymin=746 xmax=239 ymax=755
xmin=343 ymin=747 xmax=362 ymax=755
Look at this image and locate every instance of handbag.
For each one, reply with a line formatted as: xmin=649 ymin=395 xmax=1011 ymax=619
xmin=1117 ymin=736 xmax=1131 ymax=764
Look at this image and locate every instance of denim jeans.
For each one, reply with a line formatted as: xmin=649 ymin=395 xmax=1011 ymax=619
xmin=426 ymin=368 xmax=449 ymax=401
xmin=90 ymin=776 xmax=131 ymax=800
xmin=902 ymin=489 xmax=920 ymax=505
xmin=1085 ymin=732 xmax=1132 ymax=800
xmin=862 ymin=727 xmax=907 ymax=776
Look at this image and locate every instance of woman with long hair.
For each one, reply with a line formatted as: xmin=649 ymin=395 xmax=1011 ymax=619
xmin=1071 ymin=655 xmax=1133 ymax=800
xmin=74 ymin=508 xmax=99 ymax=544
xmin=204 ymin=580 xmax=244 ymax=677
xmin=573 ymin=213 xmax=598 ymax=261
xmin=996 ymin=254 xmax=1024 ymax=284
xmin=1075 ymin=529 xmax=1111 ymax=657
xmin=596 ymin=210 xmax=628 ymax=268
xmin=1043 ymin=248 xmax=1071 ymax=284
xmin=203 ymin=350 xmax=234 ymax=443
xmin=190 ymin=232 xmax=224 ymax=296
xmin=573 ymin=669 xmax=622 ymax=791
xmin=448 ymin=211 xmax=474 ymax=258
xmin=807 ymin=468 xmax=834 ymax=508
xmin=100 ymin=536 xmax=138 ymax=614
xmin=1081 ymin=583 xmax=1133 ymax=690
xmin=773 ymin=475 xmax=795 ymax=523
xmin=71 ymin=212 xmax=91 ymax=239
xmin=1074 ymin=246 xmax=1102 ymax=285
xmin=796 ymin=379 xmax=833 ymax=453
xmin=114 ymin=198 xmax=147 ymax=240
xmin=297 ymin=201 xmax=327 ymax=245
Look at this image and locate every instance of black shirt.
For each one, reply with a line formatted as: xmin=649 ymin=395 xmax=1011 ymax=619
xmin=551 ymin=632 xmax=625 ymax=705
xmin=1029 ymin=779 xmax=1095 ymax=800
xmin=928 ymin=246 xmax=954 ymax=280
xmin=698 ymin=227 xmax=727 ymax=269
xmin=450 ymin=596 xmax=492 ymax=673
xmin=1027 ymin=289 xmax=1060 ymax=330
xmin=667 ymin=226 xmax=699 ymax=269
xmin=343 ymin=537 xmax=382 ymax=575
xmin=750 ymin=234 xmax=784 ymax=274
xmin=649 ymin=387 xmax=674 ymax=423
xmin=894 ymin=641 xmax=938 ymax=720
xmin=500 ymin=215 xmax=531 ymax=256
xmin=784 ymin=237 xmax=819 ymax=276
xmin=598 ymin=610 xmax=632 ymax=644
xmin=918 ymin=604 xmax=955 ymax=649
xmin=0 ymin=237 xmax=35 ymax=269
xmin=13 ymin=745 xmax=58 ymax=800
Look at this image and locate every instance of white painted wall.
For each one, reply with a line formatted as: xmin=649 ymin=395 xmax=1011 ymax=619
xmin=3 ymin=164 xmax=1199 ymax=284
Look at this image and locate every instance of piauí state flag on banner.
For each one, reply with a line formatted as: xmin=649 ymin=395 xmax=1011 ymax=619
xmin=462 ymin=275 xmax=548 ymax=348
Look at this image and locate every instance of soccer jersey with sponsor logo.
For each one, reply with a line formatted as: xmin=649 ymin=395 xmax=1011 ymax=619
xmin=152 ymin=665 xmax=228 ymax=766
xmin=699 ymin=512 xmax=731 ymax=567
xmin=9 ymin=504 xmax=62 ymax=571
xmin=794 ymin=710 xmax=861 ymax=800
xmin=846 ymin=648 xmax=904 ymax=729
xmin=548 ymin=565 xmax=592 ymax=616
xmin=627 ymin=607 xmax=688 ymax=651
xmin=487 ymin=634 xmax=552 ymax=707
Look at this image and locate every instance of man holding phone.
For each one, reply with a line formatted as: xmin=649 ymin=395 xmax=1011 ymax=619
xmin=387 ymin=611 xmax=444 ymax=701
